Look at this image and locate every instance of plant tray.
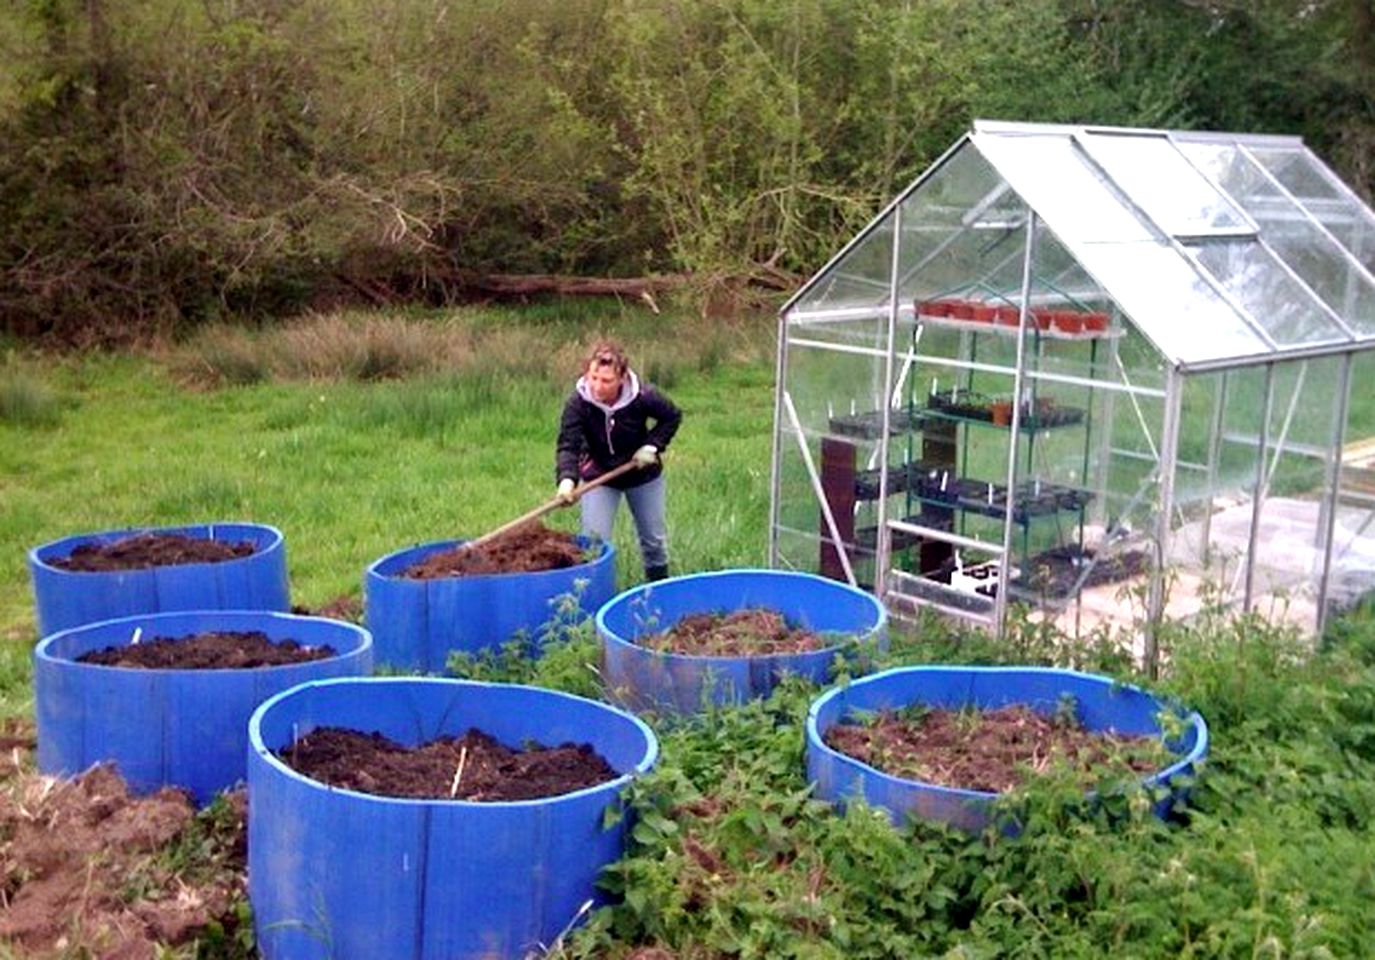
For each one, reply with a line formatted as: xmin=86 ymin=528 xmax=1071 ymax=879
xmin=829 ymin=408 xmax=918 ymax=439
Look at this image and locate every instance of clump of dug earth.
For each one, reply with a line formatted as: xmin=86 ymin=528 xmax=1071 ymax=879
xmin=0 ymin=753 xmax=247 ymax=958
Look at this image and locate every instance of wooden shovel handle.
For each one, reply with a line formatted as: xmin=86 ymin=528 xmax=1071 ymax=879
xmin=464 ymin=460 xmax=642 ymax=551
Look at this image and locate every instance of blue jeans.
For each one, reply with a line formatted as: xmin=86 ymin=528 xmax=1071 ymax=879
xmin=581 ymin=475 xmax=668 ymax=571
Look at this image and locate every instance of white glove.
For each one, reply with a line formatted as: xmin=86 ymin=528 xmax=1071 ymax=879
xmin=632 ymin=444 xmax=658 ymax=468
xmin=557 ymin=478 xmax=577 ymax=503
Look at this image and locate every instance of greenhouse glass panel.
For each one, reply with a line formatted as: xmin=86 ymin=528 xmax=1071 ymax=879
xmin=1179 ymin=141 xmax=1375 ymax=337
xmin=1071 ymin=240 xmax=1267 ymax=366
xmin=792 ymin=215 xmax=894 ymax=316
xmin=1333 ymin=351 xmax=1375 ymax=616
xmin=1248 ymin=147 xmax=1375 ymax=275
xmin=1242 ymin=358 xmax=1347 ymax=634
xmin=1075 ymin=131 xmax=1253 ymax=237
xmin=894 ymin=145 xmax=1028 ymax=306
xmin=971 ymin=133 xmax=1155 ymax=243
xmin=1189 ymin=241 xmax=1347 ymax=346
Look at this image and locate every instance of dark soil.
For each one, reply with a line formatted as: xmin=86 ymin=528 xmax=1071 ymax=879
xmin=642 ymin=608 xmax=832 ymax=656
xmin=277 ymin=726 xmax=618 ymax=801
xmin=76 ymin=630 xmax=336 ymax=669
xmin=825 ymin=704 xmax=1166 ymax=793
xmin=401 ymin=521 xmax=588 ymax=578
xmin=49 ymin=532 xmax=255 ymax=571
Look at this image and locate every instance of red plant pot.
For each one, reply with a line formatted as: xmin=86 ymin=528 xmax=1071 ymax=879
xmin=948 ymin=300 xmax=975 ymax=320
xmin=1083 ymin=311 xmax=1109 ymax=333
xmin=971 ymin=304 xmax=997 ymax=323
xmin=996 ymin=305 xmax=1021 ymax=327
xmin=919 ymin=299 xmax=950 ymax=318
xmin=1032 ymin=309 xmax=1054 ymax=332
xmin=1053 ymin=311 xmax=1084 ymax=335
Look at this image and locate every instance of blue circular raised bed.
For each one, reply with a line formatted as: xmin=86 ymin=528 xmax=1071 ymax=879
xmin=29 ymin=522 xmax=290 ymax=636
xmin=34 ymin=610 xmax=372 ymax=805
xmin=806 ymin=666 xmax=1209 ymax=833
xmin=248 ymin=677 xmax=658 ymax=960
xmin=364 ymin=536 xmax=615 ymax=672
xmin=597 ymin=569 xmax=887 ymax=714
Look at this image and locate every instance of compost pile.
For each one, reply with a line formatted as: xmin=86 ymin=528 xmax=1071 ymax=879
xmin=825 ymin=704 xmax=1165 ymax=793
xmin=0 ymin=735 xmax=247 ymax=958
xmin=401 ymin=521 xmax=587 ymax=578
xmin=277 ymin=726 xmax=617 ymax=801
xmin=49 ymin=532 xmax=255 ymax=571
xmin=76 ymin=630 xmax=336 ymax=669
xmin=642 ymin=608 xmax=832 ymax=656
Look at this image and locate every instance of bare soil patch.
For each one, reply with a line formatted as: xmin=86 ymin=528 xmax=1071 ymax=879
xmin=0 ymin=750 xmax=247 ymax=959
xmin=75 ymin=630 xmax=336 ymax=669
xmin=641 ymin=608 xmax=831 ymax=656
xmin=401 ymin=521 xmax=589 ymax=578
xmin=48 ymin=532 xmax=255 ymax=572
xmin=292 ymin=592 xmax=364 ymax=623
xmin=277 ymin=726 xmax=617 ymax=801
xmin=825 ymin=704 xmax=1166 ymax=793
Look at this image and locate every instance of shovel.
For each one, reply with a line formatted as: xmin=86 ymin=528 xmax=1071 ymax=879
xmin=461 ymin=460 xmax=642 ymax=553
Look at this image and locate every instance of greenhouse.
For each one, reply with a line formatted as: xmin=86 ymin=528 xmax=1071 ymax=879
xmin=770 ymin=120 xmax=1375 ymax=663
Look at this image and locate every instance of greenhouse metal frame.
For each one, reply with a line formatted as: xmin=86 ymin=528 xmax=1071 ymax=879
xmin=771 ymin=120 xmax=1375 ymax=663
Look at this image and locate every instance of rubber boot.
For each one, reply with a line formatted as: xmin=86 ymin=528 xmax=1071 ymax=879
xmin=645 ymin=564 xmax=669 ymax=582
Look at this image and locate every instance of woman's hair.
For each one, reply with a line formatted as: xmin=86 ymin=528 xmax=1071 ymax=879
xmin=584 ymin=338 xmax=629 ymax=376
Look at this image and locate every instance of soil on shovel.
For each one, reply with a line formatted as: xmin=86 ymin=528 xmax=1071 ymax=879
xmin=0 ymin=756 xmax=247 ymax=958
xmin=49 ymin=532 xmax=256 ymax=572
xmin=825 ymin=704 xmax=1166 ymax=793
xmin=642 ymin=608 xmax=832 ymax=656
xmin=401 ymin=521 xmax=588 ymax=578
xmin=76 ymin=630 xmax=336 ymax=669
xmin=277 ymin=726 xmax=617 ymax=801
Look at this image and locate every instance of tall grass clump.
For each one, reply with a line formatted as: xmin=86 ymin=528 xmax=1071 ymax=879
xmin=176 ymin=312 xmax=474 ymax=384
xmin=0 ymin=361 xmax=61 ymax=427
xmin=175 ymin=305 xmax=775 ymax=390
xmin=178 ymin=326 xmax=269 ymax=386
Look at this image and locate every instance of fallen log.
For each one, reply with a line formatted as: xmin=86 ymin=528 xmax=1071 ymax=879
xmin=464 ymin=273 xmax=691 ymax=298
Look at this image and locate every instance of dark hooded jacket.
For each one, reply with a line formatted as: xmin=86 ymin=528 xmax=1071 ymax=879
xmin=556 ymin=370 xmax=682 ymax=490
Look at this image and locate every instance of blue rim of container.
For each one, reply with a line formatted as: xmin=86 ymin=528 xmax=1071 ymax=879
xmin=806 ymin=665 xmax=1210 ymax=802
xmin=249 ymin=676 xmax=659 ymax=808
xmin=595 ymin=568 xmax=888 ymax=665
xmin=30 ymin=522 xmax=285 ymax=574
xmin=366 ymin=536 xmax=611 ymax=584
xmin=35 ymin=609 xmax=373 ymax=672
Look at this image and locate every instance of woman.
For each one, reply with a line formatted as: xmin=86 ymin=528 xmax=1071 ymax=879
xmin=555 ymin=339 xmax=683 ymax=582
